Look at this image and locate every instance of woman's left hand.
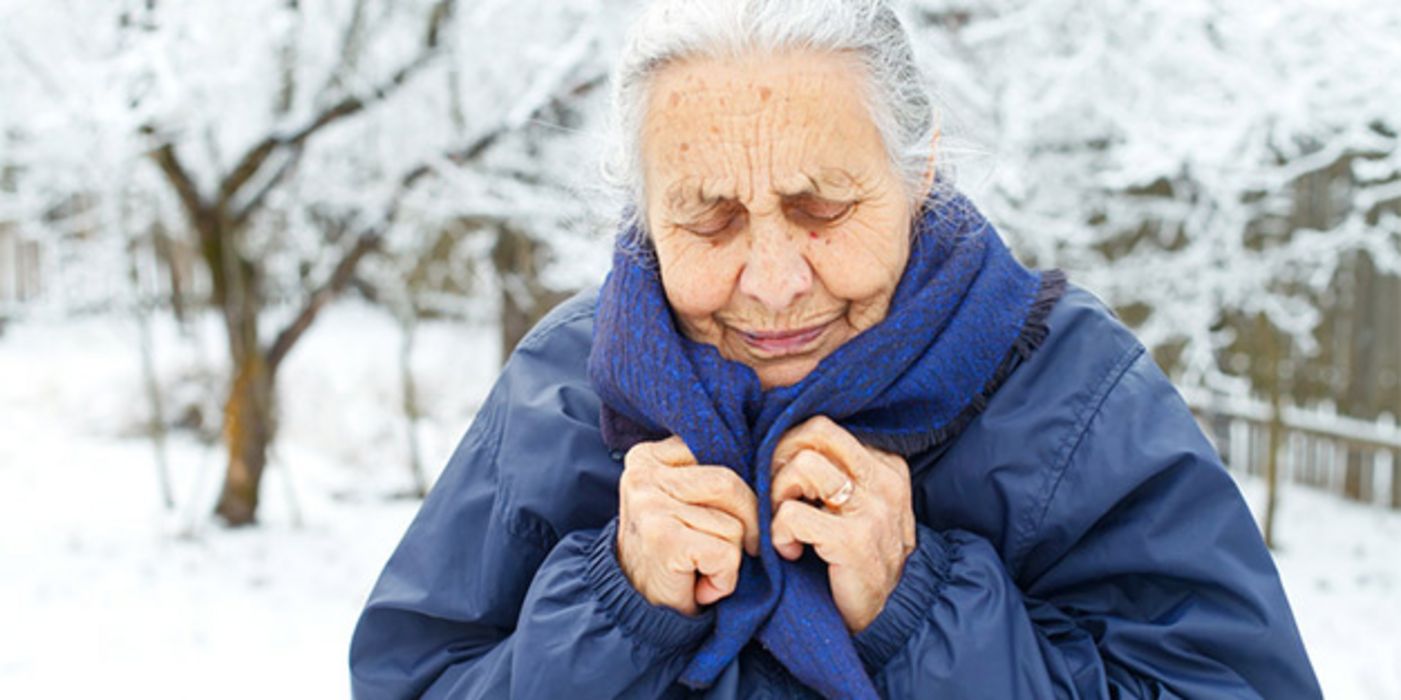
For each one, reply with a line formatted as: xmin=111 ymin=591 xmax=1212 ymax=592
xmin=770 ymin=416 xmax=916 ymax=633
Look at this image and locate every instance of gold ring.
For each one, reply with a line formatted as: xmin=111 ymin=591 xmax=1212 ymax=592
xmin=826 ymin=479 xmax=854 ymax=508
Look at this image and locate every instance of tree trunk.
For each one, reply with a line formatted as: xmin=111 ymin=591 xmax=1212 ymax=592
xmin=213 ymin=245 xmax=273 ymax=526
xmin=214 ymin=352 xmax=275 ymax=525
xmin=491 ymin=224 xmax=570 ymax=362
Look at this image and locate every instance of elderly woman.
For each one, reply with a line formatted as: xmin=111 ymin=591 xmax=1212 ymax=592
xmin=350 ymin=1 xmax=1320 ymax=698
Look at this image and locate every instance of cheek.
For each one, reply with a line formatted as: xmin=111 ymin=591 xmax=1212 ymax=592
xmin=656 ymin=238 xmax=745 ymax=318
xmin=809 ymin=218 xmax=909 ymax=300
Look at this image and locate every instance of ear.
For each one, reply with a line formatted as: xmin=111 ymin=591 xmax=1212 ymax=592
xmin=916 ymin=127 xmax=941 ymax=203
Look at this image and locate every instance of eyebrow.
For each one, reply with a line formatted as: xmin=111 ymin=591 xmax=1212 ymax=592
xmin=664 ymin=183 xmax=723 ymax=211
xmin=663 ymin=171 xmax=856 ymax=210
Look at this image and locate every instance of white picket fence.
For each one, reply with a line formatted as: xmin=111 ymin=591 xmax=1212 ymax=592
xmin=0 ymin=228 xmax=41 ymax=322
xmin=1183 ymin=386 xmax=1401 ymax=509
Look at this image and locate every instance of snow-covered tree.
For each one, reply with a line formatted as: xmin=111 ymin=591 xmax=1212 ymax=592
xmin=0 ymin=0 xmax=617 ymax=524
xmin=7 ymin=0 xmax=1398 ymax=525
xmin=904 ymin=0 xmax=1401 ymax=393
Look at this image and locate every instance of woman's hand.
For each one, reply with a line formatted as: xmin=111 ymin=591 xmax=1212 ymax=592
xmin=617 ymin=436 xmax=760 ymax=616
xmin=770 ymin=416 xmax=916 ymax=633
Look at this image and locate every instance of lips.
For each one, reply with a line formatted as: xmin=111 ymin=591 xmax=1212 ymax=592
xmin=738 ymin=322 xmax=830 ymax=356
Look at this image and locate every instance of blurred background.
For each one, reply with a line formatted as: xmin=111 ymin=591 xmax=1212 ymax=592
xmin=1 ymin=0 xmax=1398 ymax=697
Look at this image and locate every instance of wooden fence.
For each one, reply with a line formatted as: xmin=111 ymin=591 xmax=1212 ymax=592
xmin=1183 ymin=387 xmax=1401 ymax=510
xmin=0 ymin=228 xmax=42 ymax=323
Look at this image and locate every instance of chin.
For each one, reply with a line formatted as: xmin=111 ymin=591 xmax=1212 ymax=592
xmin=755 ymin=358 xmax=820 ymax=390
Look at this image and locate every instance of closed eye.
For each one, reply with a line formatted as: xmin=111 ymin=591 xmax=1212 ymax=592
xmin=680 ymin=201 xmax=746 ymax=237
xmin=783 ymin=195 xmax=854 ymax=229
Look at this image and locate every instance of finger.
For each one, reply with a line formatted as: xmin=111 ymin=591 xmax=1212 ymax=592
xmin=772 ymin=415 xmax=872 ymax=484
xmin=672 ymin=502 xmax=744 ymax=551
xmin=771 ymin=499 xmax=846 ymax=563
xmin=635 ymin=522 xmax=702 ymax=615
xmin=657 ymin=466 xmax=760 ymax=556
xmin=686 ymin=533 xmax=742 ymax=605
xmin=772 ymin=449 xmax=853 ymax=510
xmin=695 ymin=576 xmax=727 ymax=606
xmin=651 ymin=435 xmax=699 ymax=467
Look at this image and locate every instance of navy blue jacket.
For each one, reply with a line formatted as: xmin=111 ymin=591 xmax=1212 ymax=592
xmin=349 ymin=285 xmax=1321 ymax=698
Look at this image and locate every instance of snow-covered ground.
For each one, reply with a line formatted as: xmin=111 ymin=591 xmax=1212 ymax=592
xmin=1 ymin=301 xmax=1398 ymax=698
xmin=1233 ymin=479 xmax=1401 ymax=698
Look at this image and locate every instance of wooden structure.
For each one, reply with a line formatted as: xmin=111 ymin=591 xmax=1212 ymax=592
xmin=1185 ymin=386 xmax=1401 ymax=510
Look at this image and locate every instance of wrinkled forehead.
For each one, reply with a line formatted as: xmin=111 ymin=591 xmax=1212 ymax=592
xmin=639 ymin=51 xmax=889 ymax=204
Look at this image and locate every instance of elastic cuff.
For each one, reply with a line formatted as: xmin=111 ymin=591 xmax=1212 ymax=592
xmin=584 ymin=517 xmax=715 ymax=651
xmin=852 ymin=523 xmax=954 ymax=672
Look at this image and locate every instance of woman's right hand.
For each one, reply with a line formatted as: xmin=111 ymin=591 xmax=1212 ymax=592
xmin=617 ymin=436 xmax=759 ymax=616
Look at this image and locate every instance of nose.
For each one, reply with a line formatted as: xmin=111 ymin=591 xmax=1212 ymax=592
xmin=738 ymin=224 xmax=812 ymax=312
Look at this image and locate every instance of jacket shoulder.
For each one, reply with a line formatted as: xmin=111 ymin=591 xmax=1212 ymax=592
xmin=513 ymin=286 xmax=599 ymax=358
xmin=911 ymin=282 xmax=1150 ymax=566
xmin=1036 ymin=283 xmax=1144 ymax=384
xmin=489 ymin=286 xmax=618 ymax=547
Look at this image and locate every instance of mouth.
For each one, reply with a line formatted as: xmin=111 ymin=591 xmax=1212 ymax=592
xmin=736 ymin=321 xmax=832 ymax=357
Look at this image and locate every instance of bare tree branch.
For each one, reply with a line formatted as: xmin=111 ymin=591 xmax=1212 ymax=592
xmin=262 ymin=27 xmax=601 ymax=375
xmin=229 ymin=146 xmax=304 ymax=229
xmin=218 ymin=138 xmax=280 ymax=203
xmin=146 ymin=138 xmax=205 ymax=222
xmin=266 ymin=230 xmax=382 ymax=374
xmin=217 ymin=0 xmax=458 ymax=205
xmin=316 ymin=0 xmax=370 ymax=102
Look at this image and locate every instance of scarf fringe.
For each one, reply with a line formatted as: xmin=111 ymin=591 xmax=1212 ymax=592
xmin=861 ymin=269 xmax=1068 ymax=458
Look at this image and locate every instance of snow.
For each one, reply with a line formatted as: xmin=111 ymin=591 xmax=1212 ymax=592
xmin=2 ymin=302 xmax=1398 ymax=698
xmin=1233 ymin=475 xmax=1401 ymax=699
xmin=0 ymin=301 xmax=491 ymax=699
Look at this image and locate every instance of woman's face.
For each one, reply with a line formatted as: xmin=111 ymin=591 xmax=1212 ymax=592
xmin=641 ymin=50 xmax=915 ymax=389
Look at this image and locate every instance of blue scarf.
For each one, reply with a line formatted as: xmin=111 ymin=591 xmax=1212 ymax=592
xmin=587 ymin=191 xmax=1065 ymax=698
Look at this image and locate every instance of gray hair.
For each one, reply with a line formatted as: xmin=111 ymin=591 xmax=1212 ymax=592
xmin=601 ymin=0 xmax=943 ymax=241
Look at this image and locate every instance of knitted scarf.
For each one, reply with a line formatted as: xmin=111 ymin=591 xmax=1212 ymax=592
xmin=587 ymin=191 xmax=1066 ymax=698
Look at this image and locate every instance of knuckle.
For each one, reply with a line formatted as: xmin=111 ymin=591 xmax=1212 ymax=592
xmin=711 ymin=469 xmax=750 ymax=506
xmin=790 ymin=451 xmax=822 ymax=482
xmin=773 ymin=498 xmax=794 ymax=520
xmin=625 ymin=441 xmax=653 ymax=467
xmin=673 ymin=535 xmax=704 ymax=569
xmin=623 ymin=450 xmax=661 ymax=481
xmin=722 ymin=542 xmax=742 ymax=571
xmin=774 ymin=499 xmax=804 ymax=528
xmin=725 ymin=474 xmax=751 ymax=505
xmin=700 ymin=467 xmax=730 ymax=494
xmin=618 ymin=466 xmax=643 ymax=493
xmin=714 ymin=512 xmax=743 ymax=542
xmin=810 ymin=415 xmax=839 ymax=434
xmin=790 ymin=448 xmax=816 ymax=469
xmin=771 ymin=505 xmax=792 ymax=533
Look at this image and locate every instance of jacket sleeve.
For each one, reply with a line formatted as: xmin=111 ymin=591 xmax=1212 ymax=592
xmin=349 ymin=312 xmax=711 ymax=698
xmin=855 ymin=349 xmax=1322 ymax=699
